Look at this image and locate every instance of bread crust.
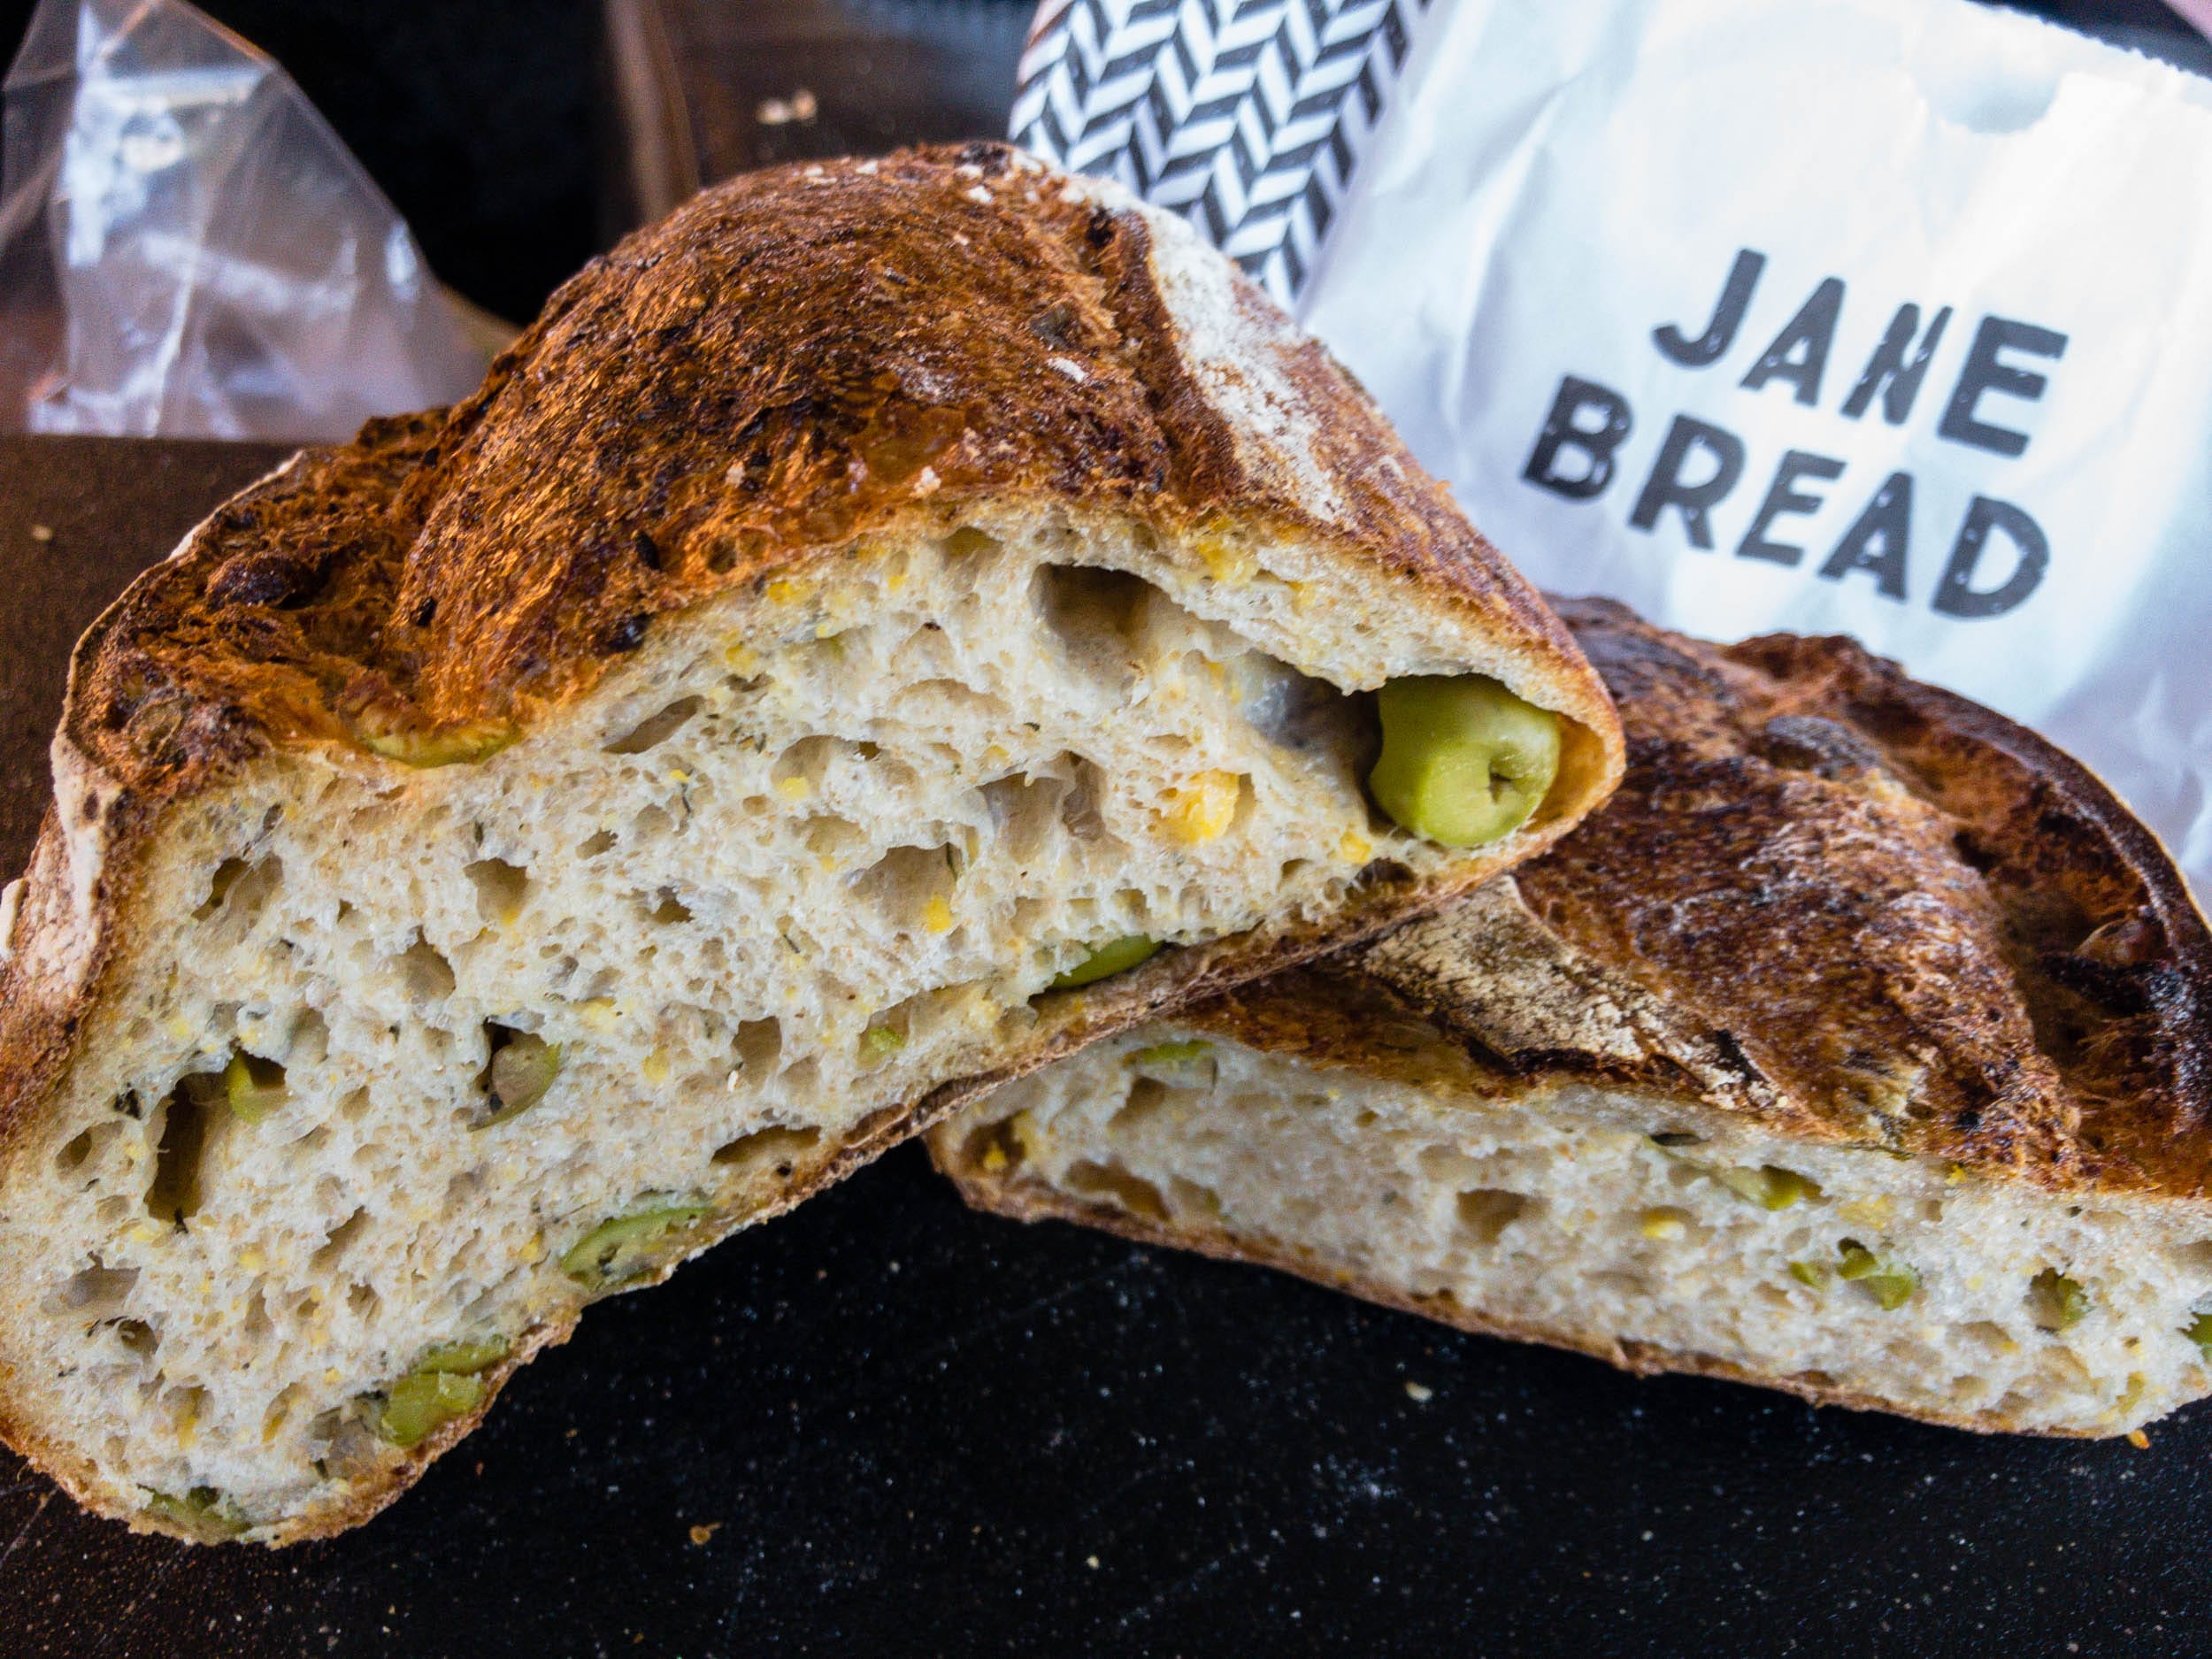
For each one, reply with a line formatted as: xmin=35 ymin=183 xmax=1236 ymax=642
xmin=0 ymin=144 xmax=1624 ymax=1542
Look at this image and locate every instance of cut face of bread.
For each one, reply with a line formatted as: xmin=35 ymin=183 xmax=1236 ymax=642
xmin=0 ymin=146 xmax=1622 ymax=1543
xmin=937 ymin=601 xmax=2212 ymax=1438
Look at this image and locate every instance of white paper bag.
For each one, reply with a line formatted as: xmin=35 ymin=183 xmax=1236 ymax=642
xmin=1017 ymin=0 xmax=2212 ymax=901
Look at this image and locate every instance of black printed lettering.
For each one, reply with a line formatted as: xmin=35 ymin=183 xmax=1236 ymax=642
xmin=1937 ymin=318 xmax=2068 ymax=458
xmin=1654 ymin=249 xmax=1767 ymax=367
xmin=1737 ymin=450 xmax=1847 ymax=567
xmin=1522 ymin=375 xmax=1634 ymax=501
xmin=1932 ymin=496 xmax=2048 ymax=618
xmin=1818 ymin=472 xmax=1914 ymax=601
xmin=1841 ymin=304 xmax=1953 ymax=425
xmin=1629 ymin=416 xmax=1747 ymax=550
xmin=1740 ymin=277 xmax=1845 ymax=407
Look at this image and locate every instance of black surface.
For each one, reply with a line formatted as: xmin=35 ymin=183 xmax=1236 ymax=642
xmin=3 ymin=3 xmax=2212 ymax=1654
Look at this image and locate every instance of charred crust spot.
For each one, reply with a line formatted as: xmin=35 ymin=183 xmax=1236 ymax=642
xmin=1508 ymin=604 xmax=2212 ymax=1194
xmin=411 ymin=597 xmax=436 ymax=628
xmin=602 ymin=613 xmax=650 ymax=654
xmin=634 ymin=530 xmax=663 ymax=571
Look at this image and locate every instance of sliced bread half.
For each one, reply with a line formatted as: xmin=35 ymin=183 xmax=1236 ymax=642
xmin=934 ymin=597 xmax=2212 ymax=1437
xmin=0 ymin=144 xmax=1624 ymax=1541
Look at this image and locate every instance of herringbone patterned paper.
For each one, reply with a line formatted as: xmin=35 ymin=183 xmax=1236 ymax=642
xmin=1011 ymin=0 xmax=1431 ymax=304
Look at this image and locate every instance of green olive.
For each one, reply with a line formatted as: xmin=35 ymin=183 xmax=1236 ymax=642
xmin=2030 ymin=1269 xmax=2089 ymax=1332
xmin=2186 ymin=1312 xmax=2212 ymax=1356
xmin=1836 ymin=1240 xmax=1917 ymax=1310
xmin=1787 ymin=1261 xmax=1830 ymax=1289
xmin=143 ymin=1485 xmax=248 ymax=1539
xmin=223 ymin=1051 xmax=287 ymax=1124
xmin=415 ymin=1338 xmax=510 ymax=1376
xmin=480 ymin=1030 xmax=560 ymax=1128
xmin=1369 ymin=675 xmax=1560 ymax=847
xmin=858 ymin=1024 xmax=906 ymax=1063
xmin=1123 ymin=1036 xmax=1217 ymax=1088
xmin=355 ymin=717 xmax=518 ymax=767
xmin=1714 ymin=1165 xmax=1821 ymax=1210
xmin=377 ymin=1368 xmax=486 ymax=1450
xmin=1049 ymin=934 xmax=1160 ymax=990
xmin=560 ymin=1203 xmax=713 ymax=1289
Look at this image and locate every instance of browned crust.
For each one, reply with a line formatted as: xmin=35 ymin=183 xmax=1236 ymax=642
xmin=938 ymin=1171 xmax=2110 ymax=1438
xmin=1233 ymin=600 xmax=2212 ymax=1196
xmin=0 ymin=143 xmax=1625 ymax=1543
xmin=58 ymin=143 xmax=1612 ymax=804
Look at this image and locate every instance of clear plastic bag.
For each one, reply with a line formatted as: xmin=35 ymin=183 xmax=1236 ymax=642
xmin=0 ymin=0 xmax=498 ymax=442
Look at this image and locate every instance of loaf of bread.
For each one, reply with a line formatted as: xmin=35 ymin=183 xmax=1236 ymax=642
xmin=936 ymin=597 xmax=2212 ymax=1438
xmin=0 ymin=144 xmax=1624 ymax=1542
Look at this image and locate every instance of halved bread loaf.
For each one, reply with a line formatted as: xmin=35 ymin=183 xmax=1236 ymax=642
xmin=936 ymin=598 xmax=2212 ymax=1438
xmin=0 ymin=144 xmax=1624 ymax=1543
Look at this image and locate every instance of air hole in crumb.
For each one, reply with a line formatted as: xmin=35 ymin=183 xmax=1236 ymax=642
xmin=465 ymin=858 xmax=531 ymax=927
xmin=851 ymin=843 xmax=955 ymax=928
xmin=397 ymin=938 xmax=457 ymax=1002
xmin=338 ymin=1087 xmax=373 ymax=1123
xmin=943 ymin=526 xmax=999 ymax=562
xmin=56 ymin=1124 xmax=111 ymax=1174
xmin=648 ymin=889 xmax=693 ymax=925
xmin=1111 ymin=1077 xmax=1187 ymax=1134
xmin=1455 ymin=1188 xmax=1535 ymax=1247
xmin=44 ymin=1263 xmax=137 ymax=1318
xmin=777 ymin=1056 xmax=819 ymax=1097
xmin=711 ymin=1124 xmax=821 ymax=1177
xmin=1064 ymin=1159 xmax=1169 ymax=1224
xmin=1033 ymin=564 xmax=1152 ymax=666
xmin=579 ymin=829 xmax=618 ymax=858
xmin=1057 ymin=758 xmax=1116 ymax=846
xmin=733 ymin=1018 xmax=782 ymax=1076
xmin=115 ymin=1318 xmax=157 ymax=1357
xmin=980 ymin=772 xmax=1069 ymax=864
xmin=604 ymin=695 xmax=703 ymax=755
xmin=312 ymin=1209 xmax=368 ymax=1272
xmin=145 ymin=1074 xmax=221 ymax=1226
xmin=348 ymin=1283 xmax=380 ymax=1322
xmin=242 ymin=1284 xmax=273 ymax=1343
xmin=194 ymin=857 xmax=250 ymax=920
xmin=196 ymin=854 xmax=281 ymax=934
xmin=287 ymin=1008 xmax=329 ymax=1069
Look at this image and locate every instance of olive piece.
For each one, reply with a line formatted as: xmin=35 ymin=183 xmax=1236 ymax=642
xmin=2030 ymin=1269 xmax=2089 ymax=1332
xmin=560 ymin=1204 xmax=713 ymax=1289
xmin=1714 ymin=1165 xmax=1821 ymax=1210
xmin=1048 ymin=934 xmax=1159 ymax=990
xmin=415 ymin=1338 xmax=510 ymax=1376
xmin=1836 ymin=1240 xmax=1917 ymax=1310
xmin=2186 ymin=1312 xmax=2212 ymax=1356
xmin=378 ymin=1368 xmax=485 ymax=1450
xmin=1368 ymin=675 xmax=1560 ymax=848
xmin=222 ymin=1052 xmax=287 ymax=1124
xmin=354 ymin=716 xmax=518 ymax=767
xmin=143 ymin=1485 xmax=248 ymax=1539
xmin=479 ymin=1030 xmax=560 ymax=1128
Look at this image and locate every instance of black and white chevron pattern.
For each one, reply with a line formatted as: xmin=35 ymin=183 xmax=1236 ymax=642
xmin=1011 ymin=0 xmax=1432 ymax=305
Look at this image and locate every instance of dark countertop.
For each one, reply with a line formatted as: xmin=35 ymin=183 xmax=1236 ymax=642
xmin=0 ymin=429 xmax=2207 ymax=1658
